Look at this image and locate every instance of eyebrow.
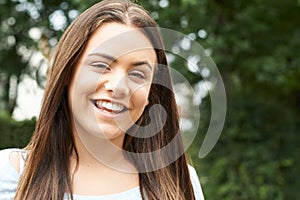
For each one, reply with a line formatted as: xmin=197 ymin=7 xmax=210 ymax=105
xmin=88 ymin=52 xmax=153 ymax=70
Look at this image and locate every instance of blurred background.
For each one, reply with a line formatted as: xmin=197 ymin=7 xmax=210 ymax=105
xmin=0 ymin=0 xmax=299 ymax=199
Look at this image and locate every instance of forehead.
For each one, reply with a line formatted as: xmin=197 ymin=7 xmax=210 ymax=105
xmin=84 ymin=22 xmax=156 ymax=62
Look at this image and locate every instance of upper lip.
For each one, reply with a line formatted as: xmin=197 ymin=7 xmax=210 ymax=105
xmin=91 ymin=98 xmax=129 ymax=110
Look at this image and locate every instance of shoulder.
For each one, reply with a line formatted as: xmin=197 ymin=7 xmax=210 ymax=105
xmin=0 ymin=148 xmax=22 ymax=173
xmin=0 ymin=148 xmax=23 ymax=199
xmin=188 ymin=165 xmax=205 ymax=200
xmin=0 ymin=148 xmax=19 ymax=168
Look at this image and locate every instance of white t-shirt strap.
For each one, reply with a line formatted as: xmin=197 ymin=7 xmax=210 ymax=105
xmin=18 ymin=151 xmax=28 ymax=175
xmin=188 ymin=165 xmax=205 ymax=200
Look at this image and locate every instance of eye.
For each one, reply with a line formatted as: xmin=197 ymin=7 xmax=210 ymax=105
xmin=91 ymin=62 xmax=110 ymax=72
xmin=129 ymin=70 xmax=146 ymax=79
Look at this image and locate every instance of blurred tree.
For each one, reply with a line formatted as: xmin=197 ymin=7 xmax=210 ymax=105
xmin=0 ymin=115 xmax=35 ymax=149
xmin=142 ymin=0 xmax=300 ymax=199
xmin=140 ymin=0 xmax=300 ymax=199
xmin=0 ymin=0 xmax=82 ymax=116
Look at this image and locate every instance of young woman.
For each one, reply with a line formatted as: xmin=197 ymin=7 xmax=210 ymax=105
xmin=0 ymin=0 xmax=204 ymax=199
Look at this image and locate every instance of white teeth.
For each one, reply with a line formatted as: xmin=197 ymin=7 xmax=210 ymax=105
xmin=96 ymin=100 xmax=125 ymax=112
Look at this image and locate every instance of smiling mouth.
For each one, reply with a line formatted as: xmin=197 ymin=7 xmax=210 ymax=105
xmin=94 ymin=100 xmax=128 ymax=114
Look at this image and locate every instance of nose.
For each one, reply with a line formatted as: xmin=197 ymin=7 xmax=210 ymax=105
xmin=103 ymin=72 xmax=130 ymax=98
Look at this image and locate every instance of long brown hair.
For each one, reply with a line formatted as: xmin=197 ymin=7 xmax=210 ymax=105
xmin=15 ymin=0 xmax=196 ymax=199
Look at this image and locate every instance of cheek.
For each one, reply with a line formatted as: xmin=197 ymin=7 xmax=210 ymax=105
xmin=131 ymin=84 xmax=151 ymax=108
xmin=70 ymin=69 xmax=99 ymax=95
xmin=69 ymin=71 xmax=99 ymax=112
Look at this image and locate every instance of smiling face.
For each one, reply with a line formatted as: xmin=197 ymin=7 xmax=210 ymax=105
xmin=68 ymin=22 xmax=157 ymax=147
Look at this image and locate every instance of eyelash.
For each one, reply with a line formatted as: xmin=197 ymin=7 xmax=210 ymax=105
xmin=91 ymin=62 xmax=146 ymax=79
xmin=129 ymin=71 xmax=146 ymax=79
xmin=91 ymin=62 xmax=110 ymax=71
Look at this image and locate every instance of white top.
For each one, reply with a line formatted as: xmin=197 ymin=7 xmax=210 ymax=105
xmin=0 ymin=148 xmax=205 ymax=200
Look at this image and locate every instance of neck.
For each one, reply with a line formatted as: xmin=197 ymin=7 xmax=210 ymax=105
xmin=72 ymin=129 xmax=137 ymax=173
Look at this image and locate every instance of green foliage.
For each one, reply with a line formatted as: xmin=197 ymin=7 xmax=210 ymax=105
xmin=0 ymin=115 xmax=35 ymax=149
xmin=0 ymin=0 xmax=81 ymax=115
xmin=142 ymin=0 xmax=300 ymax=199
xmin=191 ymin=90 xmax=300 ymax=199
xmin=183 ymin=0 xmax=300 ymax=198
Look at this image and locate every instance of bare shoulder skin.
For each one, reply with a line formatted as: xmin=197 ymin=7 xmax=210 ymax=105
xmin=9 ymin=151 xmax=20 ymax=173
